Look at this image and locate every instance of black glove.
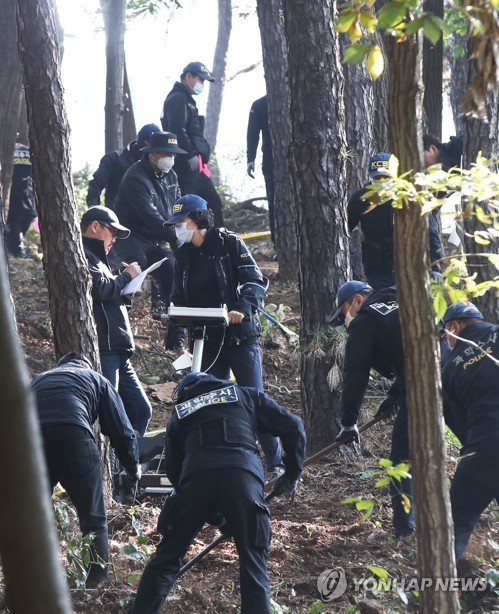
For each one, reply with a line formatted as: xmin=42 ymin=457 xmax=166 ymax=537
xmin=271 ymin=474 xmax=300 ymax=498
xmin=375 ymin=396 xmax=399 ymax=421
xmin=335 ymin=425 xmax=359 ymax=445
xmin=127 ymin=464 xmax=142 ymax=483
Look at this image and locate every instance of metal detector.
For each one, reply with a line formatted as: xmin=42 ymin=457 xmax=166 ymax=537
xmin=118 ymin=305 xmax=230 ymax=497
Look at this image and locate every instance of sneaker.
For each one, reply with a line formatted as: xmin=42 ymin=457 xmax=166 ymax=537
xmin=266 ymin=467 xmax=285 ymax=483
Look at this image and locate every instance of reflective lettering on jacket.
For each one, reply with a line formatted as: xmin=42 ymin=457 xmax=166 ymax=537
xmin=368 ymin=301 xmax=399 ymax=316
xmin=176 ymin=385 xmax=238 ymax=419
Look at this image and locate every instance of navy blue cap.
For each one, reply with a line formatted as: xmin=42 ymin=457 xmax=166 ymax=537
xmin=331 ymin=281 xmax=373 ymax=323
xmin=369 ymin=152 xmax=391 ymax=178
xmin=177 ymin=371 xmax=216 ymax=397
xmin=183 ymin=61 xmax=214 ymax=82
xmin=137 ymin=123 xmax=161 ymax=148
xmin=165 ymin=194 xmax=208 ymax=224
xmin=442 ymin=301 xmax=484 ymax=324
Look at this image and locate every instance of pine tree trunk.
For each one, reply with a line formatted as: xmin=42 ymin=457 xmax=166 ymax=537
xmin=16 ymin=0 xmax=112 ymax=502
xmin=388 ymin=33 xmax=459 ymax=614
xmin=101 ymin=0 xmax=126 ymax=152
xmin=0 ymin=2 xmax=23 ymax=209
xmin=284 ymin=0 xmax=350 ymax=453
xmin=205 ymin=0 xmax=232 ymax=157
xmin=123 ymin=60 xmax=137 ymax=145
xmin=256 ymin=0 xmax=298 ymax=281
xmin=423 ymin=0 xmax=443 ymax=138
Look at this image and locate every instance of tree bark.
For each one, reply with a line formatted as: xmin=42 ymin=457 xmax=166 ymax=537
xmin=446 ymin=20 xmax=468 ymax=135
xmin=388 ymin=33 xmax=459 ymax=614
xmin=0 ymin=245 xmax=72 ymax=611
xmin=284 ymin=0 xmax=350 ymax=453
xmin=0 ymin=2 xmax=23 ymax=209
xmin=205 ymin=0 xmax=232 ymax=156
xmin=101 ymin=0 xmax=127 ymax=152
xmin=256 ymin=0 xmax=298 ymax=281
xmin=463 ymin=56 xmax=499 ymax=320
xmin=123 ymin=60 xmax=137 ymax=145
xmin=423 ymin=0 xmax=443 ymax=139
xmin=16 ymin=0 xmax=112 ymax=501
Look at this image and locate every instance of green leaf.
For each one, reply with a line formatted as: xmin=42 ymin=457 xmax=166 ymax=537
xmin=405 ymin=16 xmax=425 ymax=35
xmin=343 ymin=43 xmax=370 ymax=65
xmin=375 ymin=477 xmax=391 ymax=488
xmin=379 ymin=458 xmax=393 ymax=468
xmin=341 ymin=496 xmax=362 ymax=504
xmin=356 ymin=499 xmax=374 ymax=511
xmin=359 ymin=11 xmax=378 ymax=32
xmin=367 ymin=565 xmax=389 ymax=580
xmin=423 ymin=16 xmax=442 ymax=45
xmin=378 ymin=2 xmax=407 ymax=29
xmin=474 ymin=230 xmax=491 ymax=245
xmin=335 ymin=11 xmax=357 ymax=33
xmin=433 ymin=289 xmax=448 ymax=321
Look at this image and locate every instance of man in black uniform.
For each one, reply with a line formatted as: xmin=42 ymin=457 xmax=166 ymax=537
xmin=32 ymin=353 xmax=140 ymax=587
xmin=441 ymin=301 xmax=499 ymax=560
xmin=86 ymin=123 xmax=161 ymax=210
xmin=333 ymin=281 xmax=415 ymax=537
xmin=129 ymin=371 xmax=306 ymax=614
xmin=246 ymin=95 xmax=275 ymax=242
xmin=5 ymin=143 xmax=37 ymax=258
xmin=161 ymin=61 xmax=224 ymax=227
xmin=348 ymin=153 xmax=443 ymax=290
xmin=115 ymin=131 xmax=186 ymax=349
xmin=81 ymin=205 xmax=153 ymax=435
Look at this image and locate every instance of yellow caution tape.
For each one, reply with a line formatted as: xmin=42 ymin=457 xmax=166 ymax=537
xmin=239 ymin=231 xmax=272 ymax=240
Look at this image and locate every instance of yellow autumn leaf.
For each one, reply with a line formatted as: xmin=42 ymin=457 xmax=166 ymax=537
xmin=348 ymin=22 xmax=363 ymax=44
xmin=366 ymin=44 xmax=384 ymax=80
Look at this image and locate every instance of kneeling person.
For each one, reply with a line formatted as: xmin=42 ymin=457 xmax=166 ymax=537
xmin=129 ymin=371 xmax=306 ymax=614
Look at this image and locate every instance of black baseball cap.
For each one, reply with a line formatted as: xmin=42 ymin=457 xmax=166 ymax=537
xmin=331 ymin=281 xmax=373 ymax=324
xmin=81 ymin=206 xmax=130 ymax=239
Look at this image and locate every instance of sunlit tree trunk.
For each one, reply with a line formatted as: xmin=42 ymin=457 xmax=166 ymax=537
xmin=284 ymin=0 xmax=350 ymax=453
xmin=100 ymin=0 xmax=126 ymax=152
xmin=256 ymin=0 xmax=298 ymax=281
xmin=388 ymin=32 xmax=459 ymax=614
xmin=123 ymin=61 xmax=137 ymax=145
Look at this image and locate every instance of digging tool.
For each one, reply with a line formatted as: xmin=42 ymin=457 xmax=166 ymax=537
xmin=257 ymin=307 xmax=299 ymax=343
xmin=178 ymin=415 xmax=382 ymax=575
xmin=177 ymin=489 xmax=278 ymax=577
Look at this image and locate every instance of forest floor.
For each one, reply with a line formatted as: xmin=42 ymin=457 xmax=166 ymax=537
xmin=4 ymin=233 xmax=499 ymax=614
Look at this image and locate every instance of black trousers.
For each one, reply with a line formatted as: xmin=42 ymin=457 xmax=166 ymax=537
xmin=130 ymin=468 xmax=271 ymax=614
xmin=41 ymin=424 xmax=108 ymax=584
xmin=5 ymin=211 xmax=35 ymax=257
xmin=451 ymin=444 xmax=499 ymax=561
xmin=115 ymin=235 xmax=183 ymax=349
xmin=388 ymin=398 xmax=415 ymax=533
xmin=174 ymin=162 xmax=224 ymax=228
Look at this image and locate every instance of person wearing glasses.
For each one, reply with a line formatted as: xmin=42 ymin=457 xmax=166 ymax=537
xmin=80 ymin=206 xmax=152 ymax=436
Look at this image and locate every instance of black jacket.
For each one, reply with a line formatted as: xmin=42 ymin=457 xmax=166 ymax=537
xmin=442 ymin=321 xmax=499 ymax=452
xmin=348 ymin=184 xmax=443 ymax=273
xmin=171 ymin=228 xmax=268 ymax=345
xmin=246 ymin=95 xmax=273 ymax=175
xmin=32 ymin=361 xmax=139 ymax=474
xmin=165 ymin=376 xmax=306 ymax=488
xmin=341 ymin=287 xmax=405 ymax=427
xmin=86 ymin=141 xmax=141 ymax=209
xmin=115 ymin=157 xmax=179 ymax=244
xmin=83 ymin=236 xmax=134 ymax=355
xmin=161 ymin=81 xmax=211 ymax=163
xmin=8 ymin=144 xmax=36 ymax=218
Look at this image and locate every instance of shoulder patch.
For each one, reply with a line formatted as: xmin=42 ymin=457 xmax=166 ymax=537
xmin=175 ymin=385 xmax=238 ymax=420
xmin=368 ymin=301 xmax=399 ymax=316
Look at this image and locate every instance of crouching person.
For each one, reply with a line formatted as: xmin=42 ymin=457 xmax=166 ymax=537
xmin=129 ymin=371 xmax=306 ymax=614
xmin=32 ymin=353 xmax=141 ymax=588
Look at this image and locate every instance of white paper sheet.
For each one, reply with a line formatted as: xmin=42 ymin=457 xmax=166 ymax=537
xmin=120 ymin=257 xmax=168 ymax=295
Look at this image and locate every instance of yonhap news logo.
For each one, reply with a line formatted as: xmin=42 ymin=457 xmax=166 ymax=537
xmin=317 ymin=568 xmax=348 ymax=601
xmin=317 ymin=568 xmax=487 ymax=601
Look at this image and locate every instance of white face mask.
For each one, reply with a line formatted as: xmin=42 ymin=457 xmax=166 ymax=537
xmin=344 ymin=307 xmax=354 ymax=329
xmin=192 ymin=82 xmax=204 ymax=95
xmin=175 ymin=222 xmax=195 ymax=243
xmin=157 ymin=156 xmax=174 ymax=173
